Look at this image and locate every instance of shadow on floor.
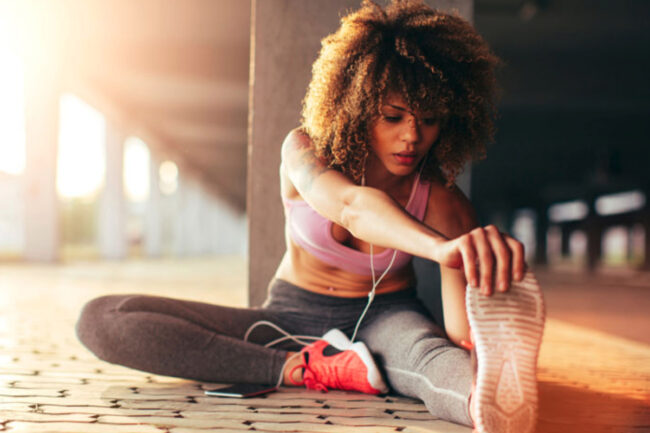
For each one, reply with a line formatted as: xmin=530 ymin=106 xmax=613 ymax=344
xmin=537 ymin=380 xmax=650 ymax=433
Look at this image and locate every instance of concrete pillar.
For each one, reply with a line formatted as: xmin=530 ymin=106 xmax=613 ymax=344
xmin=205 ymin=193 xmax=234 ymax=255
xmin=172 ymin=175 xmax=184 ymax=256
xmin=248 ymin=0 xmax=473 ymax=306
xmin=172 ymin=174 xmax=189 ymax=256
xmin=534 ymin=205 xmax=549 ymax=265
xmin=183 ymin=179 xmax=203 ymax=256
xmin=585 ymin=197 xmax=602 ymax=271
xmin=585 ymin=218 xmax=602 ymax=271
xmin=144 ymin=156 xmax=163 ymax=257
xmin=560 ymin=225 xmax=571 ymax=258
xmin=198 ymin=187 xmax=216 ymax=255
xmin=171 ymin=172 xmax=248 ymax=257
xmin=172 ymin=174 xmax=203 ymax=256
xmin=203 ymin=197 xmax=216 ymax=255
xmin=98 ymin=123 xmax=127 ymax=259
xmin=195 ymin=186 xmax=247 ymax=256
xmin=626 ymin=224 xmax=635 ymax=263
xmin=207 ymin=198 xmax=247 ymax=255
xmin=22 ymin=58 xmax=61 ymax=262
xmin=642 ymin=197 xmax=650 ymax=270
xmin=645 ymin=216 xmax=650 ymax=270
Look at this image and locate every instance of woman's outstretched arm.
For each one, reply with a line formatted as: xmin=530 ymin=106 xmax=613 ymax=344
xmin=281 ymin=128 xmax=445 ymax=256
xmin=281 ymin=128 xmax=525 ymax=296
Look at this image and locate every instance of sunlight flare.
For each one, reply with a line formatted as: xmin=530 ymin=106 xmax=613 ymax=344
xmin=0 ymin=38 xmax=26 ymax=175
xmin=56 ymin=94 xmax=106 ymax=199
xmin=124 ymin=137 xmax=150 ymax=202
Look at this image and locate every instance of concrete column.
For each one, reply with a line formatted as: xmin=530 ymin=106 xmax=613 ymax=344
xmin=22 ymin=58 xmax=61 ymax=262
xmin=248 ymin=0 xmax=473 ymax=306
xmin=144 ymin=156 xmax=163 ymax=257
xmin=205 ymin=193 xmax=232 ymax=255
xmin=171 ymin=176 xmax=248 ymax=257
xmin=198 ymin=186 xmax=217 ymax=255
xmin=645 ymin=216 xmax=650 ymax=270
xmin=626 ymin=224 xmax=635 ymax=263
xmin=585 ymin=218 xmax=602 ymax=271
xmin=560 ymin=225 xmax=571 ymax=258
xmin=642 ymin=197 xmax=650 ymax=270
xmin=98 ymin=123 xmax=127 ymax=259
xmin=171 ymin=174 xmax=202 ymax=256
xmin=183 ymin=179 xmax=203 ymax=256
xmin=534 ymin=205 xmax=549 ymax=265
xmin=585 ymin=197 xmax=602 ymax=271
xmin=172 ymin=174 xmax=187 ymax=256
xmin=207 ymin=196 xmax=247 ymax=255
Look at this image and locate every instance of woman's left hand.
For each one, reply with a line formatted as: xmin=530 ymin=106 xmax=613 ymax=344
xmin=432 ymin=224 xmax=526 ymax=296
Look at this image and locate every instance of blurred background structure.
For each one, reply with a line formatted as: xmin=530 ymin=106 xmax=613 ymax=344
xmin=0 ymin=0 xmax=648 ymax=274
xmin=0 ymin=1 xmax=250 ymax=262
xmin=471 ymin=0 xmax=650 ymax=273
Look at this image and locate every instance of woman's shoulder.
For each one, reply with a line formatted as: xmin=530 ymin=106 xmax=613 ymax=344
xmin=425 ymin=176 xmax=478 ymax=238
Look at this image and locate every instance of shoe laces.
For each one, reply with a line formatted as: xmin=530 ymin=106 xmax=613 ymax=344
xmin=288 ymin=351 xmax=342 ymax=393
xmin=288 ymin=355 xmax=328 ymax=392
xmin=304 ymin=375 xmax=329 ymax=392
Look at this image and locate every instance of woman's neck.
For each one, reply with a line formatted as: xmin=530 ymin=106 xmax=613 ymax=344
xmin=364 ymin=159 xmax=417 ymax=201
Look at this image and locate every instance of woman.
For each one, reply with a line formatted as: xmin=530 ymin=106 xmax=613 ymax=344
xmin=76 ymin=1 xmax=545 ymax=432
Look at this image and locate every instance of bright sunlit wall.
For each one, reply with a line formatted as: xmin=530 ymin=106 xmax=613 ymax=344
xmin=57 ymin=94 xmax=106 ymax=200
xmin=123 ymin=136 xmax=151 ymax=202
xmin=0 ymin=45 xmax=25 ymax=175
xmin=58 ymin=94 xmax=155 ymax=203
xmin=0 ymin=38 xmax=26 ymax=255
xmin=55 ymin=97 xmax=184 ymax=257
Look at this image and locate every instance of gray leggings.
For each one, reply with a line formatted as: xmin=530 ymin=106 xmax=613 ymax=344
xmin=76 ymin=279 xmax=472 ymax=426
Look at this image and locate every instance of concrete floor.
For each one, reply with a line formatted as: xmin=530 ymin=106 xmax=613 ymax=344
xmin=0 ymin=258 xmax=648 ymax=432
xmin=537 ymin=268 xmax=650 ymax=345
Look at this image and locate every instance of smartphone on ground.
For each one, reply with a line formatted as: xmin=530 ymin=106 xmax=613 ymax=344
xmin=204 ymin=384 xmax=278 ymax=398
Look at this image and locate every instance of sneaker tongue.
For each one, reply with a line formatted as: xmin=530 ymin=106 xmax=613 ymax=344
xmin=323 ymin=345 xmax=344 ymax=357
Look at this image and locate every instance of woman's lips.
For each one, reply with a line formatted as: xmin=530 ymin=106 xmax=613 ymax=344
xmin=393 ymin=153 xmax=417 ymax=165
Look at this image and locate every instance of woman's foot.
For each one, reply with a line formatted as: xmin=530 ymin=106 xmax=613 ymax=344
xmin=465 ymin=272 xmax=545 ymax=433
xmin=288 ymin=328 xmax=388 ymax=394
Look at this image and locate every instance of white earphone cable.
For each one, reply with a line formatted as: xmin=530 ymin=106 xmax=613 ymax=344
xmin=350 ymin=244 xmax=398 ymax=342
xmin=247 ymin=160 xmax=424 ymax=386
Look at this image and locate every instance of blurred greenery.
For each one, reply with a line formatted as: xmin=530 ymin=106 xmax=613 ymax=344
xmin=60 ymin=196 xmax=97 ymax=246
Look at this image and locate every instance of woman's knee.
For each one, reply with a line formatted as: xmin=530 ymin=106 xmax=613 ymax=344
xmin=75 ymin=295 xmax=129 ymax=361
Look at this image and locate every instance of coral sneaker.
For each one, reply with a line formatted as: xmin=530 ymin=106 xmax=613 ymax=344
xmin=290 ymin=329 xmax=388 ymax=395
xmin=466 ymin=272 xmax=546 ymax=433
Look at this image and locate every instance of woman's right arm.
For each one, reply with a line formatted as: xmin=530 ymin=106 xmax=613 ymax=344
xmin=281 ymin=128 xmax=448 ymax=259
xmin=281 ymin=128 xmax=525 ymax=294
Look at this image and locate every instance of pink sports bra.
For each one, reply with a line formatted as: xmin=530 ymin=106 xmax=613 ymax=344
xmin=283 ymin=172 xmax=431 ymax=276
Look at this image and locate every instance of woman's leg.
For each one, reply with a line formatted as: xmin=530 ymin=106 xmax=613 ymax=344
xmin=357 ymin=304 xmax=473 ymax=427
xmin=76 ymin=294 xmax=295 ymax=384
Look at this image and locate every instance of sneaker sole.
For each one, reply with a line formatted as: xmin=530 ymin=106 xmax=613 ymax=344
xmin=466 ymin=272 xmax=545 ymax=433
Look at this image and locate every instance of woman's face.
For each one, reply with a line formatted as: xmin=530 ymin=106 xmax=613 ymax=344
xmin=369 ymin=93 xmax=441 ymax=178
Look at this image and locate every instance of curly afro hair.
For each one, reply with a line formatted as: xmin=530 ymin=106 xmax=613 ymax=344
xmin=301 ymin=0 xmax=502 ymax=186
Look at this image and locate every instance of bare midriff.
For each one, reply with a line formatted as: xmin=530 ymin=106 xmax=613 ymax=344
xmin=274 ymin=237 xmax=415 ymax=298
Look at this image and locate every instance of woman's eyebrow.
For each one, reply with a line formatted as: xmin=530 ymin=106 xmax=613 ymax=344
xmin=385 ymin=104 xmax=409 ymax=112
xmin=384 ymin=104 xmax=437 ymax=117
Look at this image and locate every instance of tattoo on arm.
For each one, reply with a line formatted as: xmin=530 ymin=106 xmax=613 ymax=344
xmin=283 ymin=130 xmax=330 ymax=193
xmin=296 ymin=149 xmax=329 ymax=193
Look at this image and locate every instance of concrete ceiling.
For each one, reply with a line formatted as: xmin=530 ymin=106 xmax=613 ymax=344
xmin=4 ymin=0 xmax=250 ymax=211
xmin=5 ymin=0 xmax=648 ymax=212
